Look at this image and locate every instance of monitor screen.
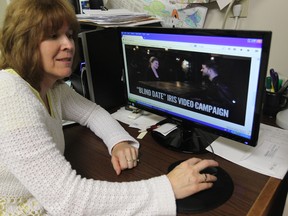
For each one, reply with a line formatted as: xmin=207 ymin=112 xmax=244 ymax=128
xmin=118 ymin=27 xmax=271 ymax=151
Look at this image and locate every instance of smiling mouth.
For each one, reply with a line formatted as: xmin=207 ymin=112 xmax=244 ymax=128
xmin=57 ymin=57 xmax=72 ymax=62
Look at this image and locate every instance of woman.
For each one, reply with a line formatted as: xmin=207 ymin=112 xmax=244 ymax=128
xmin=147 ymin=56 xmax=161 ymax=81
xmin=0 ymin=0 xmax=218 ymax=215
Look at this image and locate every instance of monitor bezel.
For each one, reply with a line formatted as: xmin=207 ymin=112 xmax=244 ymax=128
xmin=117 ymin=27 xmax=272 ymax=147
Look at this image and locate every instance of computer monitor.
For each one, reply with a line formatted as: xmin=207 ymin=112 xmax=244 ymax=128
xmin=118 ymin=26 xmax=271 ymax=213
xmin=119 ymin=27 xmax=271 ymax=150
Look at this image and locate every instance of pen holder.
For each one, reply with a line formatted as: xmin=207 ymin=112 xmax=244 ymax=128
xmin=263 ymin=91 xmax=288 ymax=117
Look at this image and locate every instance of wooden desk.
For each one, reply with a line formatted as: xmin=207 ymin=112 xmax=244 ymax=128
xmin=64 ymin=123 xmax=281 ymax=216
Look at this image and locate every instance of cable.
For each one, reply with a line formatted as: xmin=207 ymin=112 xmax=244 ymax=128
xmin=207 ymin=144 xmax=216 ymax=161
xmin=233 ymin=16 xmax=239 ymax=29
xmin=233 ymin=4 xmax=242 ymax=29
xmin=221 ymin=0 xmax=236 ymax=29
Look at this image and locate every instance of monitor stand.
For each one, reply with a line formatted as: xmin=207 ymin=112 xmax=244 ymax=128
xmin=151 ymin=119 xmax=218 ymax=154
xmin=168 ymin=160 xmax=234 ymax=213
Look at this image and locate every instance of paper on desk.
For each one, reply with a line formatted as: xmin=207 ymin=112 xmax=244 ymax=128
xmin=111 ymin=107 xmax=165 ymax=131
xmin=154 ymin=123 xmax=178 ymax=136
xmin=76 ymin=9 xmax=161 ymax=27
xmin=208 ymin=123 xmax=288 ymax=179
xmin=82 ymin=8 xmax=147 ymax=16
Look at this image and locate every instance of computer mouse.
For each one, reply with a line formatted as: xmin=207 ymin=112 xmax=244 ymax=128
xmin=200 ymin=167 xmax=218 ymax=176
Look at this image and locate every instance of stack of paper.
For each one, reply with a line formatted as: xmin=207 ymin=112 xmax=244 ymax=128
xmin=77 ymin=9 xmax=161 ymax=27
xmin=111 ymin=107 xmax=165 ymax=132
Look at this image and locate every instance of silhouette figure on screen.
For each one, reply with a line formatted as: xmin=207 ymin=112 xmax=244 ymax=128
xmin=177 ymin=59 xmax=193 ymax=81
xmin=201 ymin=60 xmax=236 ymax=107
xmin=147 ymin=56 xmax=161 ymax=81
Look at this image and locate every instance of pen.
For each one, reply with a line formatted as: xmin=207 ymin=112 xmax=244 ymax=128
xmin=274 ymin=72 xmax=279 ymax=92
xmin=138 ymin=124 xmax=159 ymax=133
xmin=265 ymin=76 xmax=272 ymax=91
xmin=270 ymin=68 xmax=279 ymax=92
xmin=278 ymin=79 xmax=288 ymax=94
xmin=146 ymin=124 xmax=159 ymax=132
xmin=278 ymin=79 xmax=283 ymax=90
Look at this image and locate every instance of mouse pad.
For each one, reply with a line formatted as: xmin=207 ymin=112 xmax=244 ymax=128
xmin=168 ymin=160 xmax=234 ymax=213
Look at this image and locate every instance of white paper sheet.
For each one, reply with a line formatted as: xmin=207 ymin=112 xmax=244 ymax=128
xmin=216 ymin=0 xmax=233 ymax=10
xmin=209 ymin=123 xmax=288 ymax=179
xmin=111 ymin=107 xmax=165 ymax=131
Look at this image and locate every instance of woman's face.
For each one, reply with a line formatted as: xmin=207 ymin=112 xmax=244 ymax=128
xmin=151 ymin=60 xmax=159 ymax=70
xmin=39 ymin=22 xmax=75 ymax=87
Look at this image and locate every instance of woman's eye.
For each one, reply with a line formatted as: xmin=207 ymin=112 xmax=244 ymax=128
xmin=67 ymin=33 xmax=73 ymax=39
xmin=50 ymin=34 xmax=58 ymax=39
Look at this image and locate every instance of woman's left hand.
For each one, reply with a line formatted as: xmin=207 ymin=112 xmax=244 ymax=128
xmin=111 ymin=142 xmax=139 ymax=175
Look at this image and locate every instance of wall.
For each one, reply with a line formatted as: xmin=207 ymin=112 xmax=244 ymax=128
xmin=0 ymin=0 xmax=8 ymax=27
xmin=204 ymin=0 xmax=288 ymax=80
xmin=0 ymin=0 xmax=287 ymax=79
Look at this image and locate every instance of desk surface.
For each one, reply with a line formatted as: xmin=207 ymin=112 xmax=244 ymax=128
xmin=64 ymin=123 xmax=280 ymax=216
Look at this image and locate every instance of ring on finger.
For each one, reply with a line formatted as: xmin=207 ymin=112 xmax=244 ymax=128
xmin=203 ymin=173 xmax=207 ymax=182
xmin=127 ymin=159 xmax=140 ymax=163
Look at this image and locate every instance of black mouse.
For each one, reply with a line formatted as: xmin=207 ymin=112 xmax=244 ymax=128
xmin=200 ymin=167 xmax=218 ymax=176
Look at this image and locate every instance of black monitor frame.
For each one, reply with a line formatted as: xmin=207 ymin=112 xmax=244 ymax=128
xmin=118 ymin=27 xmax=272 ymax=149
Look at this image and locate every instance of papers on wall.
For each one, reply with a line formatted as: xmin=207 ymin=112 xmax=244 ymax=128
xmin=106 ymin=0 xmax=207 ymax=28
xmin=208 ymin=123 xmax=288 ymax=179
xmin=215 ymin=0 xmax=233 ymax=10
xmin=161 ymin=5 xmax=208 ymax=28
xmin=170 ymin=0 xmax=211 ymax=3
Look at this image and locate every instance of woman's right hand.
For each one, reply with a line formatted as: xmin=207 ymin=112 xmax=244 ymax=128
xmin=167 ymin=158 xmax=218 ymax=199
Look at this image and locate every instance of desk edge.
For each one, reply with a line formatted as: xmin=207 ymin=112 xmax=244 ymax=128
xmin=247 ymin=177 xmax=281 ymax=216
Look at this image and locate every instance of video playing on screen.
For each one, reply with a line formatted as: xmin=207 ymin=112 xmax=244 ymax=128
xmin=119 ymin=27 xmax=271 ymax=149
xmin=125 ymin=44 xmax=251 ymax=125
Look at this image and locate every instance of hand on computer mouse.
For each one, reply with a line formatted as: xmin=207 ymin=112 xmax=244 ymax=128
xmin=167 ymin=158 xmax=218 ymax=199
xmin=200 ymin=166 xmax=218 ymax=176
